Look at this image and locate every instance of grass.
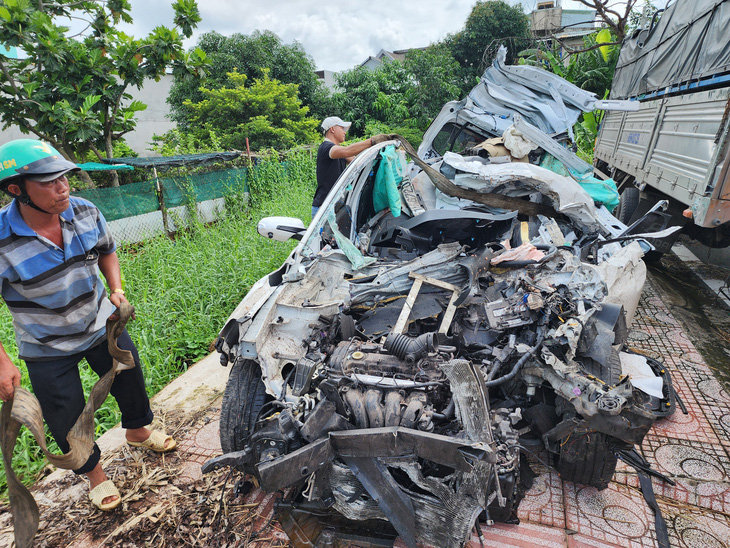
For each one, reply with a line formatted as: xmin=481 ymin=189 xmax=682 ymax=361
xmin=0 ymin=150 xmax=316 ymax=497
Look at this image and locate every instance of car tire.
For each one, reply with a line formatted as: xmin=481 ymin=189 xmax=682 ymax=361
xmin=220 ymin=358 xmax=269 ymax=454
xmin=556 ymin=349 xmax=620 ymax=489
xmin=616 ymin=186 xmax=640 ymax=225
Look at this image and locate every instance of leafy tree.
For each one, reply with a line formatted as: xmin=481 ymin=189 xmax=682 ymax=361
xmin=168 ymin=30 xmax=329 ymax=128
xmin=520 ymin=31 xmax=619 ymax=97
xmin=572 ymin=0 xmax=640 ymax=43
xmin=443 ymin=1 xmax=530 ymax=90
xmin=330 ymin=48 xmax=462 ymax=139
xmin=330 ymin=61 xmax=414 ymax=137
xmin=403 ymin=45 xmax=463 ymax=127
xmin=180 ymin=69 xmax=320 ymax=151
xmin=0 ymin=0 xmax=204 ymax=186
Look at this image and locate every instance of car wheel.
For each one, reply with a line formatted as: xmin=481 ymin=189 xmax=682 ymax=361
xmin=220 ymin=358 xmax=269 ymax=454
xmin=616 ymin=185 xmax=640 ymax=225
xmin=556 ymin=349 xmax=620 ymax=489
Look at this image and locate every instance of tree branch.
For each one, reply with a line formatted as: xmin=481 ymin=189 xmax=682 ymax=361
xmin=0 ymin=57 xmax=22 ymax=98
xmin=88 ymin=142 xmax=104 ymax=162
xmin=553 ymin=35 xmax=622 ymax=56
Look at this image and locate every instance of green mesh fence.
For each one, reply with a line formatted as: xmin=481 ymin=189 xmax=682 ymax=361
xmin=74 ymin=168 xmax=249 ymax=222
xmin=71 ymin=167 xmax=250 ymax=244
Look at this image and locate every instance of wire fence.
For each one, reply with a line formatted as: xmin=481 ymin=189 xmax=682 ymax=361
xmin=73 ymin=168 xmax=249 ymax=244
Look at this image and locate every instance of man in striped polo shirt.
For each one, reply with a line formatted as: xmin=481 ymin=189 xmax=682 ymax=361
xmin=0 ymin=139 xmax=175 ymax=511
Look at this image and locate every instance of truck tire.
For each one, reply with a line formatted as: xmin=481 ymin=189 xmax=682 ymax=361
xmin=556 ymin=349 xmax=621 ymax=489
xmin=617 ymin=186 xmax=640 ymax=225
xmin=220 ymin=358 xmax=269 ymax=454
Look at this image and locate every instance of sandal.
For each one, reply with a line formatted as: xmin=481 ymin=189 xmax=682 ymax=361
xmin=127 ymin=430 xmax=177 ymax=453
xmin=89 ymin=479 xmax=121 ymax=511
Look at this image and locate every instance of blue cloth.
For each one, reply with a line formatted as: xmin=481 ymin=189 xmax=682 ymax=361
xmin=0 ymin=197 xmax=117 ymax=360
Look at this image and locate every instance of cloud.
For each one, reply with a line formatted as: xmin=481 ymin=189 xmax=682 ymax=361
xmin=119 ymin=0 xmax=476 ymax=71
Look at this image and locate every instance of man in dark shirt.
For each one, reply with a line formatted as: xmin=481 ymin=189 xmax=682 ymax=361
xmin=312 ymin=117 xmax=393 ymax=216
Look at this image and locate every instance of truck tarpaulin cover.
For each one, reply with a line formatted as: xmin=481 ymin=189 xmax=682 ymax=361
xmin=611 ymin=0 xmax=730 ymax=99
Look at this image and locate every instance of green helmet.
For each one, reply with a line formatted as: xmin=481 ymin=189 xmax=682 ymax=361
xmin=0 ymin=139 xmax=78 ymax=190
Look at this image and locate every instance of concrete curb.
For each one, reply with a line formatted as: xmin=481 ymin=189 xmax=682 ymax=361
xmin=672 ymin=243 xmax=730 ymax=309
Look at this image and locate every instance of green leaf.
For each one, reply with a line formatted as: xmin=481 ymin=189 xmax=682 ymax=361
xmin=81 ymin=94 xmax=101 ymax=113
xmin=126 ymin=100 xmax=147 ymax=112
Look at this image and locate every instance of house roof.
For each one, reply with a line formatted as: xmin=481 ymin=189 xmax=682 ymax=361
xmin=358 ymin=47 xmax=427 ymax=68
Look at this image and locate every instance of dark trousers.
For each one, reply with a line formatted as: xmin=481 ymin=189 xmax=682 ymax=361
xmin=25 ymin=330 xmax=154 ymax=475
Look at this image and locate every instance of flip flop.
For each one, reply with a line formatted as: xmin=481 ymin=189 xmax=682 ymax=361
xmin=127 ymin=430 xmax=177 ymax=453
xmin=89 ymin=479 xmax=121 ymax=511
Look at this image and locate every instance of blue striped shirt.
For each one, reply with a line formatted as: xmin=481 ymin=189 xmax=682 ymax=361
xmin=0 ymin=197 xmax=117 ymax=360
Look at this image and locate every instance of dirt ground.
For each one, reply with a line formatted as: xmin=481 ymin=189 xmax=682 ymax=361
xmin=0 ymin=353 xmax=294 ymax=548
xmin=16 ymin=410 xmax=288 ymax=548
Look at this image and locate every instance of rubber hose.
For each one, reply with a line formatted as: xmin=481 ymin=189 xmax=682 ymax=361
xmin=484 ymin=324 xmax=546 ymax=387
xmin=384 ymin=332 xmax=437 ymax=364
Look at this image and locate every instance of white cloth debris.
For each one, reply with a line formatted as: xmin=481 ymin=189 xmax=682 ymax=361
xmin=619 ymin=352 xmax=664 ymax=399
xmin=503 ymin=126 xmax=538 ymax=159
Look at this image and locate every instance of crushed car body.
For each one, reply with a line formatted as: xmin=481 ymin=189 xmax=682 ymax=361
xmin=204 ymin=47 xmax=680 ymax=548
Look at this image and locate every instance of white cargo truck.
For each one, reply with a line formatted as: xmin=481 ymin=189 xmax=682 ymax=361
xmin=595 ymin=0 xmax=730 ymax=256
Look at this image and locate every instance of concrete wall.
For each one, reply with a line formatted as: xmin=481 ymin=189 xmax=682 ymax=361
xmin=531 ymin=7 xmax=563 ymax=34
xmin=315 ymin=70 xmax=338 ymax=91
xmin=127 ymin=74 xmax=176 ymax=156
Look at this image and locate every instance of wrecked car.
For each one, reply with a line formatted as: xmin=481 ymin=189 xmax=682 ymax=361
xmin=204 ymin=47 xmax=680 ymax=548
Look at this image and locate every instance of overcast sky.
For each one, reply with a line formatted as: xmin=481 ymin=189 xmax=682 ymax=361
xmin=113 ymin=0 xmax=668 ymax=73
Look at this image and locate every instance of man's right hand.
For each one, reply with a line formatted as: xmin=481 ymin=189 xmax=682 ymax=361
xmin=0 ymin=361 xmax=21 ymax=403
xmin=371 ymin=134 xmax=398 ymax=145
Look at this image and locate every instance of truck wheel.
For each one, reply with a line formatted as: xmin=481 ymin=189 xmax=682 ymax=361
xmin=220 ymin=358 xmax=270 ymax=454
xmin=617 ymin=186 xmax=640 ymax=225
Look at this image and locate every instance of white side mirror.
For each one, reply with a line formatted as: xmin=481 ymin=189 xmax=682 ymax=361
xmin=257 ymin=216 xmax=306 ymax=242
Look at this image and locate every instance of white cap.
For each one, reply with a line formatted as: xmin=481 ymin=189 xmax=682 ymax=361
xmin=322 ymin=116 xmax=352 ymax=132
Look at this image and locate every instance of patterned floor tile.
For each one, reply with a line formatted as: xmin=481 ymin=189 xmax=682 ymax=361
xmin=662 ymin=503 xmax=730 ymax=547
xmin=563 ymin=481 xmax=659 ymax=547
xmin=465 ymin=522 xmax=567 ymax=547
xmin=641 ymin=434 xmax=730 ymax=515
xmin=518 ymin=470 xmax=566 ymax=528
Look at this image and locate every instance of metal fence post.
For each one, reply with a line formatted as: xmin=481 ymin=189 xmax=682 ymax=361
xmin=153 ymin=166 xmax=172 ymax=237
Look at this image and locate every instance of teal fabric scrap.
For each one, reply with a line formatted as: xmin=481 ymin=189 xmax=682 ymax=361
xmin=540 ymin=155 xmax=620 ymax=211
xmin=373 ymin=145 xmax=403 ymax=217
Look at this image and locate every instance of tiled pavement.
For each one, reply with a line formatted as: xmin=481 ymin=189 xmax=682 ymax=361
xmin=3 ymin=272 xmax=728 ymax=547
